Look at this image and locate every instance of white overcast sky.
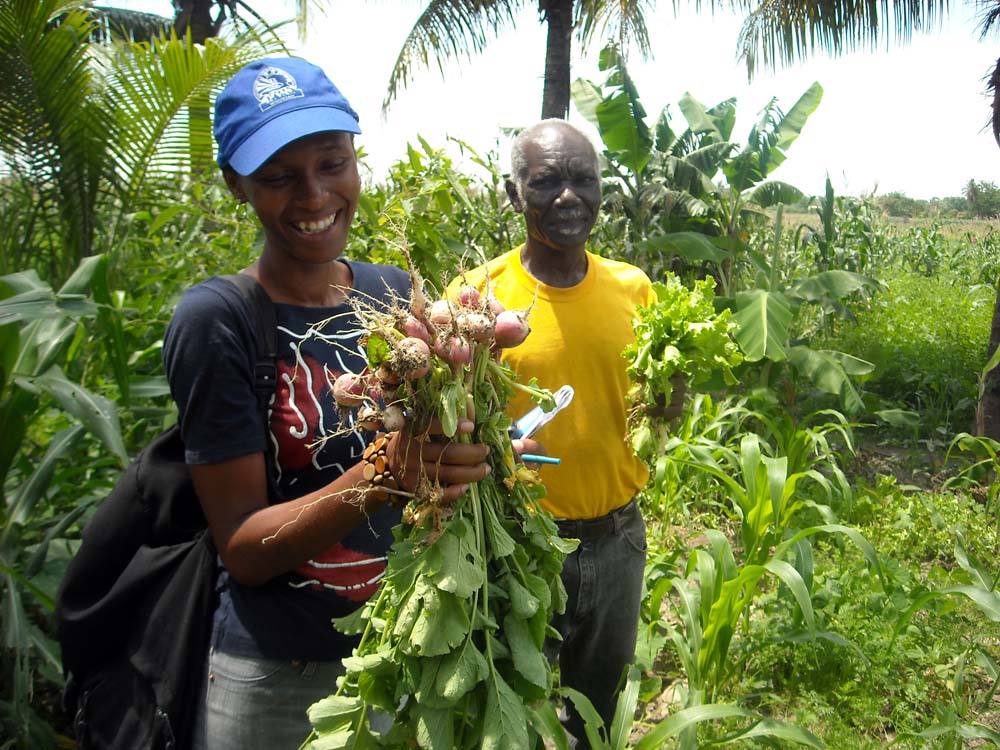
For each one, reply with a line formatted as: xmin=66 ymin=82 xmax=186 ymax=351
xmin=118 ymin=0 xmax=1000 ymax=200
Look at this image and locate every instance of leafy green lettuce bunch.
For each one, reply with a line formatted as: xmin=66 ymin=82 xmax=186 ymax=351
xmin=624 ymin=275 xmax=742 ymax=459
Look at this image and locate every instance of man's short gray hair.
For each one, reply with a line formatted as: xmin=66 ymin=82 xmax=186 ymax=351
xmin=509 ymin=119 xmax=600 ymax=201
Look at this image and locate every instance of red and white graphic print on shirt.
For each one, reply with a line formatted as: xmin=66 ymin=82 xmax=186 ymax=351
xmin=268 ymin=320 xmax=388 ymax=601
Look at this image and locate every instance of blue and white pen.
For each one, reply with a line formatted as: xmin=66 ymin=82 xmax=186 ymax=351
xmin=519 ymin=454 xmax=561 ymax=465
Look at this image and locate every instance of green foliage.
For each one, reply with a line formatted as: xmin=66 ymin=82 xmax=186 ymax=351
xmin=348 ymin=138 xmax=522 ymax=286
xmin=877 ymin=191 xmax=926 ymax=218
xmin=964 ymin=179 xmax=1000 ymax=219
xmin=793 ymin=178 xmax=895 ymax=276
xmin=573 ymin=45 xmax=820 ymax=288
xmin=2 ymin=14 xmax=998 ymax=745
xmin=0 ymin=257 xmax=130 ymax=750
xmin=639 ymin=453 xmax=1000 ymax=749
xmin=571 ymin=49 xmax=880 ymax=418
xmin=720 ymin=205 xmax=882 ymax=414
xmin=818 ymin=272 xmax=991 ymax=441
xmin=0 ymin=0 xmax=278 ymax=284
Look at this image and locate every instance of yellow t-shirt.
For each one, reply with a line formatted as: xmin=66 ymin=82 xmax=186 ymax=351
xmin=450 ymin=247 xmax=654 ymax=520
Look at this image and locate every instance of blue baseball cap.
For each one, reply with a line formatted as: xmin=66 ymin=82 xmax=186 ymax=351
xmin=214 ymin=57 xmax=361 ymax=176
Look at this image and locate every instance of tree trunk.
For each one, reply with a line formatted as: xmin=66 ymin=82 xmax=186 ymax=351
xmin=977 ymin=278 xmax=1000 ymax=440
xmin=173 ymin=0 xmax=216 ymax=43
xmin=539 ymin=0 xmax=573 ymax=119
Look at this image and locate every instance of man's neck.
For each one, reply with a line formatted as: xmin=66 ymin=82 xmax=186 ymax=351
xmin=520 ymin=239 xmax=588 ymax=288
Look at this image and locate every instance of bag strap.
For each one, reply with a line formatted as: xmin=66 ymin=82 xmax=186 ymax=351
xmin=221 ymin=274 xmax=277 ymax=406
xmin=220 ymin=274 xmax=282 ymax=501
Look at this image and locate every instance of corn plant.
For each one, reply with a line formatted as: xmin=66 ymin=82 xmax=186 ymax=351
xmin=0 ymin=257 xmax=128 ymax=749
xmin=743 ymin=404 xmax=857 ymax=516
xmin=895 ymin=647 xmax=1000 ymax=749
xmin=794 ymin=177 xmax=894 ymax=276
xmin=555 ymin=663 xmax=824 ymax=750
xmin=675 ymin=433 xmax=837 ymax=566
xmin=641 ymin=393 xmax=753 ymax=515
xmin=894 ymin=530 xmax=1000 ymax=639
xmin=634 ymin=531 xmax=826 ymax=749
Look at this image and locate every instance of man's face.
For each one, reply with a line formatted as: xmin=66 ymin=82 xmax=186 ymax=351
xmin=514 ymin=126 xmax=601 ymax=252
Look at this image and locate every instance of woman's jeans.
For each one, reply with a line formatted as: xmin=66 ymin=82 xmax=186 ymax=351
xmin=547 ymin=499 xmax=648 ymax=749
xmin=191 ymin=648 xmax=345 ymax=750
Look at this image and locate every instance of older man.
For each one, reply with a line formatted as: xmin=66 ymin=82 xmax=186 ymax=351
xmin=453 ymin=119 xmax=681 ymax=747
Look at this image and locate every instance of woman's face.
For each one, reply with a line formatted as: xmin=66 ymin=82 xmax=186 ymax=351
xmin=225 ymin=131 xmax=360 ymax=266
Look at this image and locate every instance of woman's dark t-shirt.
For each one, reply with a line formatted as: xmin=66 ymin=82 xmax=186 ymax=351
xmin=163 ymin=261 xmax=409 ymax=660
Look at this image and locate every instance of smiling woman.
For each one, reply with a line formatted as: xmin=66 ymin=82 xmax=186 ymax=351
xmin=153 ymin=57 xmax=493 ymax=750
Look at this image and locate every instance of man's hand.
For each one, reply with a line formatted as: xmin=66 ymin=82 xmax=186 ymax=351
xmin=511 ymin=437 xmax=545 ymax=462
xmin=644 ymin=373 xmax=687 ymax=421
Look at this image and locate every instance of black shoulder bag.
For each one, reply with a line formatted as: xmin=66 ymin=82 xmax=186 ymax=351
xmin=55 ymin=275 xmax=277 ymax=750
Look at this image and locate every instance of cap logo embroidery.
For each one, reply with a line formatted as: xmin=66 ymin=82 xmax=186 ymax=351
xmin=253 ymin=66 xmax=304 ymax=112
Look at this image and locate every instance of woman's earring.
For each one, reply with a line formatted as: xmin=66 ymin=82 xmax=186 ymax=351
xmin=237 ymin=201 xmax=248 ymax=220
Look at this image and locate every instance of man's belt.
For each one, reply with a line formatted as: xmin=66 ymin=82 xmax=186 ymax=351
xmin=555 ymin=499 xmax=636 ymax=541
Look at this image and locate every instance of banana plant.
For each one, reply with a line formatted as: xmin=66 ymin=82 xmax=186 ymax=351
xmin=571 ymin=47 xmax=878 ymax=414
xmin=0 ymin=256 xmax=128 ymax=749
xmin=572 ymin=44 xmax=821 ymax=280
xmin=722 ymin=204 xmax=881 ymax=414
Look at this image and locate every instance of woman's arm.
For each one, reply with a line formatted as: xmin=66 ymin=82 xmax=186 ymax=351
xmin=192 ymin=419 xmax=490 ymax=586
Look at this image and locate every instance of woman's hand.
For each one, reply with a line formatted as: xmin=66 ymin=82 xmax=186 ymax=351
xmin=387 ymin=418 xmax=491 ymax=503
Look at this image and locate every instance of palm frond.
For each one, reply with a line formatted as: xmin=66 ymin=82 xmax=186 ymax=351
xmin=576 ymin=0 xmax=655 ymax=59
xmin=974 ymin=1 xmax=1000 ymax=142
xmin=0 ymin=0 xmax=110 ymax=277
xmin=735 ymin=0 xmax=949 ymax=77
xmin=988 ymin=56 xmax=1000 ymax=144
xmin=100 ymin=25 xmax=283 ymax=244
xmin=0 ymin=0 xmax=280 ymax=280
xmin=383 ymin=0 xmax=522 ymax=111
xmin=976 ymin=0 xmax=1000 ymax=37
xmin=288 ymin=0 xmax=329 ymax=42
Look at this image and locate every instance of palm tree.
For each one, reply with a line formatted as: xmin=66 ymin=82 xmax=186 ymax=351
xmin=733 ymin=0 xmax=998 ymax=145
xmin=385 ymin=0 xmax=654 ymax=119
xmin=94 ymin=0 xmax=303 ymax=169
xmin=0 ymin=0 xmax=280 ymax=281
